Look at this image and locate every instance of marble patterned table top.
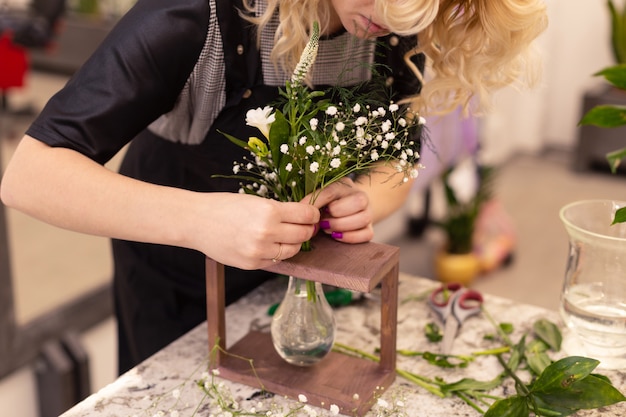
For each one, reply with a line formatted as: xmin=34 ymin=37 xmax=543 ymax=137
xmin=60 ymin=275 xmax=626 ymax=417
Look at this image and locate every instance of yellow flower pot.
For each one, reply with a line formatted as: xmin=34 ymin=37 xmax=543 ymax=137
xmin=434 ymin=251 xmax=481 ymax=286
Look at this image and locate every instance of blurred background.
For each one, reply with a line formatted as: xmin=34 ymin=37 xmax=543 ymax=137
xmin=2 ymin=0 xmax=626 ymax=416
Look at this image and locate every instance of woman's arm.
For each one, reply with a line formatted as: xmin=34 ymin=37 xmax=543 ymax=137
xmin=0 ymin=136 xmax=320 ymax=269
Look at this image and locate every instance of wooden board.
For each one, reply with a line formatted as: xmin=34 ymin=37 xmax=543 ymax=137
xmin=218 ymin=331 xmax=395 ymax=417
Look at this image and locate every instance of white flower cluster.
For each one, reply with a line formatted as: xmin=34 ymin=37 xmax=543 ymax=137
xmin=231 ymin=99 xmax=424 ymax=201
xmin=221 ymin=19 xmax=425 ymax=205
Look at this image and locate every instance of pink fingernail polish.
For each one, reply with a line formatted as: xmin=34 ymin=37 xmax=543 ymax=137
xmin=320 ymin=220 xmax=331 ymax=230
xmin=331 ymin=231 xmax=343 ymax=239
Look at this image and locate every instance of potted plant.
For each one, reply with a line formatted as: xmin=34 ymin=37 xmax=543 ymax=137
xmin=578 ymin=1 xmax=626 ymax=224
xmin=574 ymin=0 xmax=626 ymax=172
xmin=433 ymin=158 xmax=494 ymax=285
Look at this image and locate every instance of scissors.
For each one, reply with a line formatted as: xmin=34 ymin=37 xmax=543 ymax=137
xmin=427 ymin=283 xmax=484 ymax=354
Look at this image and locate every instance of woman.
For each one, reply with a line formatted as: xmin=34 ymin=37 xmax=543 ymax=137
xmin=0 ymin=0 xmax=547 ymax=373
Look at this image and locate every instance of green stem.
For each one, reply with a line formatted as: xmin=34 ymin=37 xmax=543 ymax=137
xmin=333 ymin=343 xmax=445 ymax=398
xmin=472 ymin=346 xmax=511 ymax=356
xmin=496 ymin=354 xmax=530 ymax=396
xmin=482 ymin=307 xmax=514 ymax=347
xmin=456 ymin=391 xmax=486 ymax=414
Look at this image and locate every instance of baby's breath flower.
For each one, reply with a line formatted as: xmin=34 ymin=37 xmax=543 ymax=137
xmin=298 ymin=394 xmax=308 ymax=403
xmin=280 ymin=144 xmax=289 ymax=154
xmin=309 ymin=162 xmax=319 ymax=173
xmin=330 ymin=158 xmax=341 ymax=168
xmin=389 ymin=103 xmax=399 ymax=112
xmin=310 ymin=118 xmax=319 ymax=131
xmin=326 ymin=106 xmax=338 ymax=115
xmin=330 ymin=404 xmax=340 ymax=415
xmin=335 ymin=121 xmax=345 ymax=132
xmin=353 ymin=103 xmax=361 ymax=112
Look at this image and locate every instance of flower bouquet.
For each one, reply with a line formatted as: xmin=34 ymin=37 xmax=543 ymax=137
xmin=219 ymin=22 xmax=425 ymax=244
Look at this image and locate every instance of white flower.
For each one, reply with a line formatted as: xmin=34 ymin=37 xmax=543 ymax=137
xmin=330 ymin=158 xmax=341 ymax=168
xmin=298 ymin=394 xmax=308 ymax=403
xmin=398 ymin=118 xmax=407 ymax=127
xmin=326 ymin=106 xmax=338 ymax=116
xmin=335 ymin=121 xmax=345 ymax=132
xmin=355 ymin=116 xmax=368 ymax=126
xmin=286 ymin=163 xmax=293 ymax=172
xmin=232 ymin=165 xmax=240 ymax=174
xmin=299 ymin=136 xmax=307 ymax=145
xmin=377 ymin=107 xmax=386 ymax=116
xmin=418 ymin=116 xmax=426 ymax=125
xmin=280 ymin=144 xmax=289 ymax=154
xmin=306 ymin=145 xmax=315 ymax=155
xmin=447 ymin=158 xmax=479 ymax=204
xmin=211 ymin=368 xmax=220 ymax=376
xmin=309 ymin=162 xmax=319 ymax=173
xmin=245 ymin=106 xmax=275 ymax=139
xmin=330 ymin=404 xmax=340 ymax=415
xmin=370 ymin=150 xmax=379 ymax=161
xmin=310 ymin=118 xmax=319 ymax=131
xmin=171 ymin=389 xmax=181 ymax=399
xmin=291 ymin=22 xmax=319 ymax=84
xmin=385 ymin=132 xmax=396 ymax=140
xmin=381 ymin=120 xmax=391 ymax=132
xmin=353 ymin=103 xmax=361 ymax=112
xmin=389 ymin=103 xmax=399 ymax=112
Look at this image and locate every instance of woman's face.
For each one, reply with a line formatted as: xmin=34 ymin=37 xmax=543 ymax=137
xmin=328 ymin=0 xmax=391 ymax=39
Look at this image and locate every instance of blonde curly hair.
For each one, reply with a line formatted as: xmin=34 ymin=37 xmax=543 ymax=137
xmin=243 ymin=0 xmax=548 ymax=116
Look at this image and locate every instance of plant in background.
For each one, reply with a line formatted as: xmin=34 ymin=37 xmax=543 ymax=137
xmin=436 ymin=159 xmax=494 ymax=254
xmin=578 ymin=0 xmax=626 ymax=224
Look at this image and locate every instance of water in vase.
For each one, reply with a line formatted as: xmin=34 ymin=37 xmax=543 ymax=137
xmin=561 ymin=282 xmax=626 ymax=368
xmin=271 ymin=276 xmax=335 ymax=366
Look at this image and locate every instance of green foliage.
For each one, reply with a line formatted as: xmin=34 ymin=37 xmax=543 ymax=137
xmin=609 ymin=0 xmax=626 ymax=64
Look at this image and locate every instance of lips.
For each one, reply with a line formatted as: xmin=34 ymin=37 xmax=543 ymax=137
xmin=361 ymin=16 xmax=390 ymax=36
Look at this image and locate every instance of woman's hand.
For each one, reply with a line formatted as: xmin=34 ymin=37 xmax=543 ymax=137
xmin=202 ymin=193 xmax=320 ymax=269
xmin=302 ymin=178 xmax=374 ymax=244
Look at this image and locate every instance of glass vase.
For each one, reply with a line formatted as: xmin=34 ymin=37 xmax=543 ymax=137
xmin=559 ymin=200 xmax=626 ymax=370
xmin=271 ymin=276 xmax=336 ymax=366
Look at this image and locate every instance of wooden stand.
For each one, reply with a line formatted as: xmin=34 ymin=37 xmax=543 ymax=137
xmin=206 ymin=235 xmax=400 ymax=416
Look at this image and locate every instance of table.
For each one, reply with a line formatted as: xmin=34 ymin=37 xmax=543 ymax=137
xmin=60 ymin=275 xmax=626 ymax=417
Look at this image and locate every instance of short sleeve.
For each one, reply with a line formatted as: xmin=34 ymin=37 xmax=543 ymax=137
xmin=25 ymin=0 xmax=210 ymax=164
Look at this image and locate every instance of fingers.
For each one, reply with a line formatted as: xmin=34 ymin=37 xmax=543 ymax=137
xmin=304 ymin=180 xmax=375 ymax=244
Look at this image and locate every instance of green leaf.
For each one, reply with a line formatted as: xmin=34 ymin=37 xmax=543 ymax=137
xmin=579 ymin=104 xmax=626 ymax=128
xmin=441 ymin=376 xmax=502 ymax=394
xmin=268 ymin=110 xmax=290 ymax=167
xmin=531 ymin=374 xmax=626 ymax=416
xmin=595 ymin=64 xmax=626 ymax=89
xmin=606 ymin=147 xmax=626 ymax=173
xmin=425 ymin=322 xmax=443 ymax=342
xmin=525 ymin=340 xmax=552 ymax=375
xmin=499 ymin=322 xmax=514 ymax=335
xmin=218 ymin=129 xmax=251 ymax=149
xmin=531 ymin=356 xmax=598 ymax=393
xmin=533 ymin=319 xmax=562 ymax=351
xmin=484 ymin=396 xmax=529 ymax=417
xmin=612 ymin=206 xmax=626 ymax=224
